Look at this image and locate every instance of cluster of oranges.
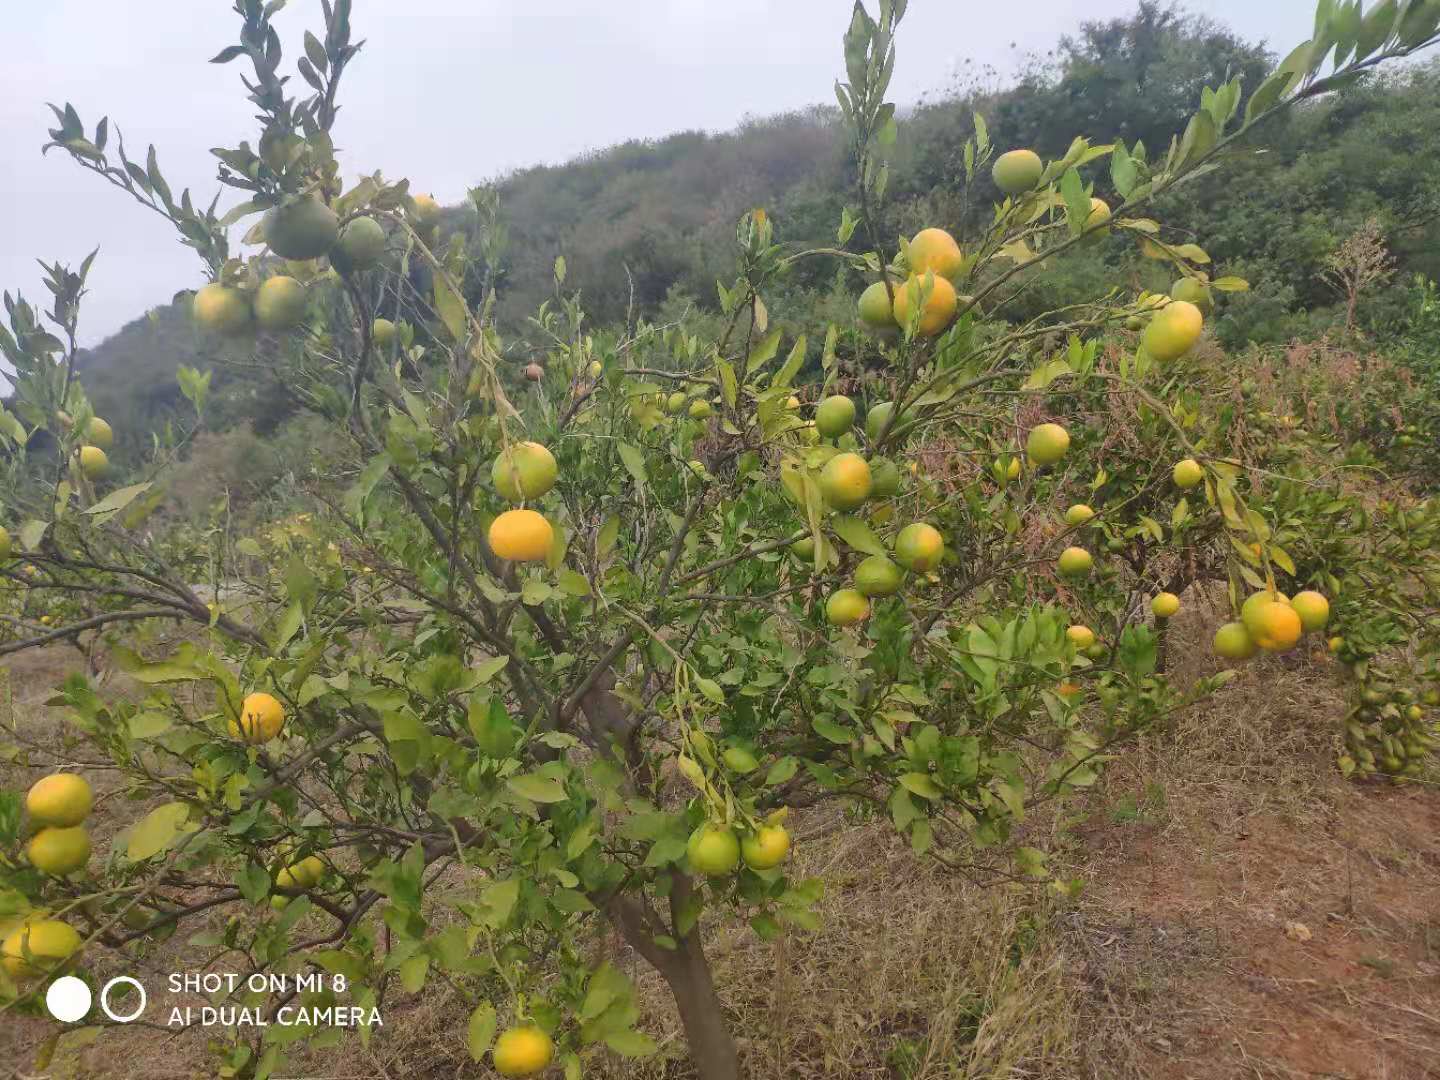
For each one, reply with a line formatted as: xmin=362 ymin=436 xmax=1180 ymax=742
xmin=4 ymin=773 xmax=95 ymax=979
xmin=191 ymin=193 xmax=441 ymax=337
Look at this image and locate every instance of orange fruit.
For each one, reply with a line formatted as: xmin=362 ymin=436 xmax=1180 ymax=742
xmin=825 ymin=588 xmax=871 ymax=626
xmin=1247 ymin=601 xmax=1303 ymax=652
xmin=1057 ymin=547 xmax=1093 ymax=577
xmin=1143 ymin=300 xmax=1204 ymax=361
xmin=815 ymin=395 xmax=857 ymax=438
xmin=1064 ymin=504 xmax=1095 ymax=526
xmin=894 ymin=523 xmax=944 ymax=572
xmin=741 ymin=825 xmax=791 ymax=870
xmin=26 ymin=774 xmax=93 ymax=826
xmin=907 ymin=228 xmax=964 ymax=280
xmin=230 ymin=691 xmax=285 ymax=743
xmin=489 ymin=509 xmax=554 ymax=562
xmin=1172 ymin=458 xmax=1204 ymax=489
xmin=27 ymin=826 xmax=91 ymax=875
xmin=1290 ymin=591 xmax=1330 ymax=632
xmin=892 ymin=273 xmax=958 ymax=337
xmin=820 ymin=452 xmax=873 ymax=510
xmin=86 ymin=417 xmax=114 ymax=449
xmin=330 ymin=216 xmax=386 ymax=274
xmin=854 ymin=555 xmax=904 ymax=597
xmin=992 ymin=149 xmax=1044 ymax=195
xmin=1066 ymin=625 xmax=1096 ymax=648
xmin=263 ymin=196 xmax=339 ymax=260
xmin=1151 ymin=592 xmax=1180 ymax=619
xmin=491 ymin=442 xmax=558 ymax=502
xmin=192 ymin=283 xmax=252 ymax=335
xmin=686 ymin=825 xmax=740 ymax=876
xmin=1026 ymin=423 xmax=1070 ymax=466
xmin=1214 ymin=621 xmax=1258 ymax=660
xmin=1084 ymin=197 xmax=1112 ymax=241
xmin=857 ymin=281 xmax=898 ymax=330
xmin=78 ymin=446 xmax=108 ymax=479
xmin=2 ymin=919 xmax=82 ymax=979
xmin=492 ymin=1025 xmax=555 ymax=1078
xmin=372 ymin=318 xmax=396 ymax=348
xmin=253 ymin=276 xmax=308 ymax=331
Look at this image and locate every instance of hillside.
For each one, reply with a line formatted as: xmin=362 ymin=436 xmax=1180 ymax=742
xmin=68 ymin=4 xmax=1440 ymax=453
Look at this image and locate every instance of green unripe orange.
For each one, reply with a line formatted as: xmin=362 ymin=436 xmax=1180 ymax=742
xmin=86 ymin=417 xmax=114 ymax=449
xmin=686 ymin=825 xmax=741 ymax=877
xmin=1143 ymin=300 xmax=1204 ymax=361
xmin=815 ymin=395 xmax=857 ymax=438
xmin=1170 ymin=276 xmax=1212 ymax=312
xmin=1290 ymin=591 xmax=1330 ymax=632
xmin=854 ymin=555 xmax=904 ymax=597
xmin=1172 ymin=458 xmax=1204 ymax=489
xmin=1026 ymin=423 xmax=1070 ymax=466
xmin=865 ymin=401 xmax=896 ymax=444
xmin=688 ymin=399 xmax=713 ymax=420
xmin=330 ymin=215 xmax=386 ymax=274
xmin=1214 ymin=620 xmax=1258 ymax=661
xmin=826 ymin=588 xmax=871 ymax=626
xmin=263 ymin=196 xmax=339 ymax=260
xmin=253 ymin=275 xmax=308 ymax=331
xmin=869 ymin=457 xmax=902 ymax=498
xmin=492 ymin=442 xmax=558 ymax=502
xmin=992 ymin=148 xmax=1044 ymax=195
xmin=1057 ymin=546 xmax=1093 ymax=577
xmin=372 ymin=318 xmax=396 ymax=348
xmin=1085 ymin=197 xmax=1112 ymax=241
xmin=857 ymin=281 xmax=898 ymax=330
xmin=78 ymin=445 xmax=108 ymax=479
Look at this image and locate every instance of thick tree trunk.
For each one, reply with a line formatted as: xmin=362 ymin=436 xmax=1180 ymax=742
xmin=605 ymin=892 xmax=740 ymax=1080
xmin=658 ymin=932 xmax=739 ymax=1080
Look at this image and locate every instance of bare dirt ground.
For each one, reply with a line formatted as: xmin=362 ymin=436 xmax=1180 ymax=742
xmin=3 ymin=605 xmax=1438 ymax=1079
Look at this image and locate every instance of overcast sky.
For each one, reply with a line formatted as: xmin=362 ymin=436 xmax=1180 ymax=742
xmin=1 ymin=0 xmax=1314 ymax=349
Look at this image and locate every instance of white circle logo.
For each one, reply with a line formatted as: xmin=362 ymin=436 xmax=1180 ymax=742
xmin=45 ymin=976 xmax=92 ymax=1023
xmin=99 ymin=976 xmax=146 ymax=1022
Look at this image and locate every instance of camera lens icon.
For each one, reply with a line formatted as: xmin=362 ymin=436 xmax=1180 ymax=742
xmin=46 ymin=975 xmax=146 ymax=1023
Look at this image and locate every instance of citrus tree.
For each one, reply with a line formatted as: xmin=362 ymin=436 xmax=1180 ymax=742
xmin=4 ymin=2 xmax=1440 ymax=1077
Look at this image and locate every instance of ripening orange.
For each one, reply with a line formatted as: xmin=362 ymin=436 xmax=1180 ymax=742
xmin=489 ymin=509 xmax=554 ymax=562
xmin=892 ymin=273 xmax=958 ymax=337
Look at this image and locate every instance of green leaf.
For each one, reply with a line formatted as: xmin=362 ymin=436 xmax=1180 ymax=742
xmin=467 ymin=1002 xmax=497 ymax=1061
xmin=765 ymin=756 xmax=799 ymax=786
xmin=717 ymin=360 xmax=738 ymax=409
xmin=472 ymin=655 xmax=509 ymax=683
xmin=558 ymin=569 xmax=592 ymax=597
xmin=433 ymin=275 xmax=467 ymax=342
xmin=694 ymin=677 xmax=725 ymax=705
xmin=899 ymin=772 xmax=942 ymax=800
xmin=236 ymin=861 xmax=270 ymax=903
xmin=811 ymin=716 xmax=853 ymax=744
xmin=398 ymin=953 xmax=429 ymax=993
xmin=128 ymin=711 xmax=173 ymax=739
xmin=274 ymin=600 xmax=304 ymax=651
xmin=830 ymin=514 xmax=886 ymax=556
xmin=344 ymin=453 xmax=391 ymax=516
xmin=507 ymin=772 xmax=568 ymax=803
xmin=603 ymin=1030 xmax=656 ymax=1058
xmin=597 ymin=515 xmax=620 ymax=556
xmin=617 ymin=442 xmax=647 ymax=489
xmin=773 ymin=333 xmax=807 ymax=388
xmin=18 ymin=520 xmax=48 ymax=551
xmin=84 ymin=481 xmax=152 ymax=517
xmin=1059 ymin=168 xmax=1090 ymax=236
xmin=127 ymin=802 xmax=189 ymax=861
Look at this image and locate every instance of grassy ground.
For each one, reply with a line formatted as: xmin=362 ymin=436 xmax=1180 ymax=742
xmin=3 ymin=595 xmax=1438 ymax=1079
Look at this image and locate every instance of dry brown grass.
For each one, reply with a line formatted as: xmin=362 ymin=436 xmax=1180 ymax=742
xmin=4 ymin=602 xmax=1440 ymax=1080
